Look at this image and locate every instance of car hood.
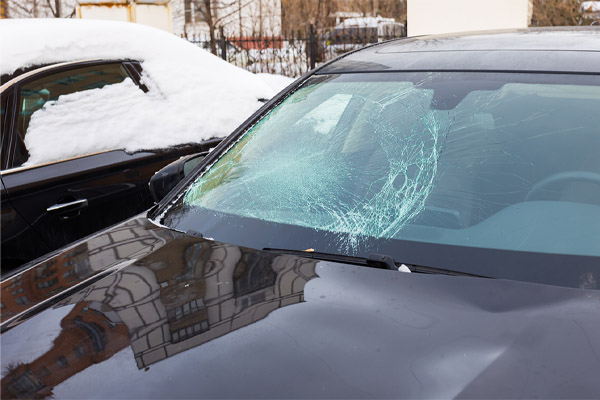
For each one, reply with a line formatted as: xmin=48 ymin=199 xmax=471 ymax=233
xmin=1 ymin=217 xmax=599 ymax=399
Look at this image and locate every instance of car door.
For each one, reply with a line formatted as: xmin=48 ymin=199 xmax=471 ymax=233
xmin=0 ymin=87 xmax=47 ymax=270
xmin=0 ymin=61 xmax=211 ymax=271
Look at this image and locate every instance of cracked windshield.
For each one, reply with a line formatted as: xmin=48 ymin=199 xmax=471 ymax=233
xmin=163 ymin=72 xmax=600 ymax=260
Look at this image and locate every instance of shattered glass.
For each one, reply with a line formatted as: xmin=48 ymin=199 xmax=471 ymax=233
xmin=183 ymin=75 xmax=452 ymax=248
xmin=166 ymin=72 xmax=600 ymax=257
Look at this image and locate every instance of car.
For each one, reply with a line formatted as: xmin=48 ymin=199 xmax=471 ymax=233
xmin=1 ymin=27 xmax=599 ymax=399
xmin=0 ymin=19 xmax=287 ymax=271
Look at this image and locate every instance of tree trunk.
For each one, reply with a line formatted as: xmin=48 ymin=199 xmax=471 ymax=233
xmin=238 ymin=0 xmax=243 ymax=37
xmin=204 ymin=0 xmax=218 ymax=55
xmin=258 ymin=0 xmax=263 ymax=35
xmin=184 ymin=0 xmax=192 ymax=24
xmin=55 ymin=0 xmax=61 ymax=17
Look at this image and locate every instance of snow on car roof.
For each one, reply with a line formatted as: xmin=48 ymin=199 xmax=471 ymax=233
xmin=1 ymin=19 xmax=289 ymax=166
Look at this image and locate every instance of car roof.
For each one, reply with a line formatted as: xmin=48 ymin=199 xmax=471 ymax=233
xmin=319 ymin=27 xmax=600 ymax=74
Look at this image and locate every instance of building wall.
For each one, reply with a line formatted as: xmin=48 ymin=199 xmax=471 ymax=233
xmin=77 ymin=1 xmax=172 ymax=32
xmin=407 ymin=0 xmax=532 ymax=37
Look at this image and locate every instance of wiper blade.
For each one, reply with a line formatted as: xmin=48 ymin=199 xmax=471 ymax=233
xmin=262 ymin=248 xmax=490 ymax=278
xmin=263 ymin=248 xmax=401 ymax=271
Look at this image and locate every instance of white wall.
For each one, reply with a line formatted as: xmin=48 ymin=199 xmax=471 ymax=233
xmin=408 ymin=0 xmax=532 ymax=37
xmin=78 ymin=2 xmax=172 ymax=32
xmin=79 ymin=5 xmax=130 ymax=22
xmin=136 ymin=4 xmax=172 ymax=32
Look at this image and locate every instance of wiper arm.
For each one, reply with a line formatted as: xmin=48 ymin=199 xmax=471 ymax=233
xmin=262 ymin=248 xmax=490 ymax=278
xmin=263 ymin=248 xmax=402 ymax=271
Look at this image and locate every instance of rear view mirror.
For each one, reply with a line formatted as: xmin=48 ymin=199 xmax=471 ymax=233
xmin=149 ymin=152 xmax=206 ymax=203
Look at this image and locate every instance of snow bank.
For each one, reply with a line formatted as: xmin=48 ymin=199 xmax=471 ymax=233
xmin=337 ymin=16 xmax=397 ymax=29
xmin=0 ymin=19 xmax=293 ymax=166
xmin=582 ymin=1 xmax=600 ymax=12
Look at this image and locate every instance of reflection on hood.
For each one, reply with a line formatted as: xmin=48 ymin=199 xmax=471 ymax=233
xmin=1 ymin=233 xmax=316 ymax=399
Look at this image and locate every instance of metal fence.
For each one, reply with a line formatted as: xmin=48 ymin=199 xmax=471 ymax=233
xmin=186 ymin=26 xmax=406 ymax=78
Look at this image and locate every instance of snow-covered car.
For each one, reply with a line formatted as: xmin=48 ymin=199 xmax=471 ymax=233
xmin=1 ymin=28 xmax=599 ymax=399
xmin=0 ymin=19 xmax=291 ymax=271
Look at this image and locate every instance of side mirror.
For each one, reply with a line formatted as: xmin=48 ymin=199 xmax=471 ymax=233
xmin=149 ymin=152 xmax=206 ymax=203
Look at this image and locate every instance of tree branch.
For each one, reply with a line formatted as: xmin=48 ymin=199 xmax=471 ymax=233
xmin=9 ymin=0 xmax=34 ymax=14
xmin=214 ymin=0 xmax=254 ymax=25
xmin=46 ymin=0 xmax=57 ymax=17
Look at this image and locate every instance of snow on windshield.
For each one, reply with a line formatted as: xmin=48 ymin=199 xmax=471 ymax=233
xmin=1 ymin=19 xmax=293 ymax=166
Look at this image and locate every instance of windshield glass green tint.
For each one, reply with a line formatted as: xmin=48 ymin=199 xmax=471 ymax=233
xmin=171 ymin=72 xmax=600 ymax=257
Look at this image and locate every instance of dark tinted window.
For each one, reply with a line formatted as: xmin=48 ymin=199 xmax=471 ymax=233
xmin=14 ymin=63 xmax=130 ymax=168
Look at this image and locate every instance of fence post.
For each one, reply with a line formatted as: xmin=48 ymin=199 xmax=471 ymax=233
xmin=220 ymin=27 xmax=227 ymax=61
xmin=309 ymin=24 xmax=316 ymax=70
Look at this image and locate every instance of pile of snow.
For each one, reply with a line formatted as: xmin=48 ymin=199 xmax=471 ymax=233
xmin=336 ymin=16 xmax=398 ymax=29
xmin=581 ymin=1 xmax=600 ymax=12
xmin=0 ymin=19 xmax=293 ymax=166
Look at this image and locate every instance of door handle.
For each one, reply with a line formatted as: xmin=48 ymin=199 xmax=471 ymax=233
xmin=47 ymin=199 xmax=88 ymax=214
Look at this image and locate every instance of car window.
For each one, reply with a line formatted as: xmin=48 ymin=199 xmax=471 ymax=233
xmin=13 ymin=63 xmax=131 ymax=168
xmin=161 ymin=72 xmax=600 ymax=285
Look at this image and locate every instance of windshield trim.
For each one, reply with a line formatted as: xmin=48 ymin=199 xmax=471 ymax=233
xmin=160 ymin=208 xmax=599 ymax=289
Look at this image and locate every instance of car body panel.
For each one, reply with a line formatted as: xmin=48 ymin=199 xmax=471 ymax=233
xmin=1 ymin=216 xmax=599 ymax=399
xmin=1 ymin=177 xmax=51 ymax=270
xmin=319 ymin=28 xmax=600 ymax=74
xmin=0 ymin=59 xmax=221 ymax=270
xmin=1 ymin=147 xmax=206 ymax=267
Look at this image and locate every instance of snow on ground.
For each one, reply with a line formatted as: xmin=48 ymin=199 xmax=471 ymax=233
xmin=0 ymin=19 xmax=295 ymax=166
xmin=336 ymin=16 xmax=396 ymax=28
xmin=582 ymin=1 xmax=600 ymax=12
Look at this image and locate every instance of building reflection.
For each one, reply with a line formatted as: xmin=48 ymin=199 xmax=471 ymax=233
xmin=1 ymin=217 xmax=174 ymax=323
xmin=2 ymin=302 xmax=129 ymax=399
xmin=1 ymin=234 xmax=317 ymax=398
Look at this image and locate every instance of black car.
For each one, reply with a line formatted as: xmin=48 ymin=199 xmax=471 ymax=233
xmin=0 ymin=60 xmax=221 ymax=271
xmin=1 ymin=28 xmax=599 ymax=399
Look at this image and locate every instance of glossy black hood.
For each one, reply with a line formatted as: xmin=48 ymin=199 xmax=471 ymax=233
xmin=1 ymin=217 xmax=599 ymax=399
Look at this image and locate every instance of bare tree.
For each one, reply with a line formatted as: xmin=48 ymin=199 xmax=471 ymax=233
xmin=281 ymin=0 xmax=338 ymax=33
xmin=281 ymin=0 xmax=405 ymax=33
xmin=3 ymin=0 xmax=76 ymax=18
xmin=186 ymin=0 xmax=258 ymax=54
xmin=531 ymin=0 xmax=586 ymax=26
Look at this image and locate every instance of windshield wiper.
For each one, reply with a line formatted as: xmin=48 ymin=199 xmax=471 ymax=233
xmin=262 ymin=248 xmax=490 ymax=278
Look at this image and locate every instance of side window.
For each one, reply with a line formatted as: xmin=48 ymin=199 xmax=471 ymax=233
xmin=13 ymin=63 xmax=132 ymax=168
